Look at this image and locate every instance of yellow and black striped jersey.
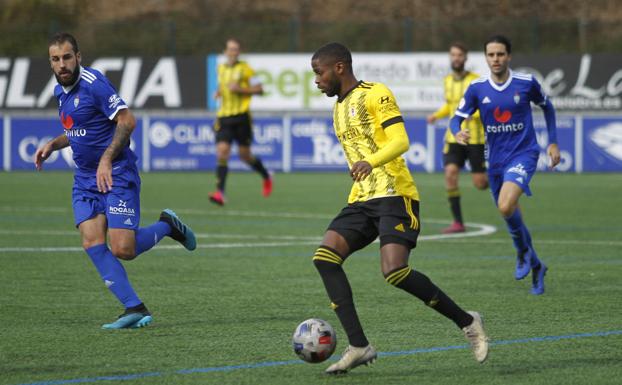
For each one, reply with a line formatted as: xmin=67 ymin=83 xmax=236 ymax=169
xmin=333 ymin=81 xmax=419 ymax=204
xmin=217 ymin=61 xmax=255 ymax=117
xmin=431 ymin=71 xmax=485 ymax=145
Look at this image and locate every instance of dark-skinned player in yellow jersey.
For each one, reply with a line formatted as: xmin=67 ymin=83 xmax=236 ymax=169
xmin=310 ymin=42 xmax=489 ymax=375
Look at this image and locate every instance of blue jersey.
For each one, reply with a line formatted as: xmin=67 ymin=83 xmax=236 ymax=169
xmin=54 ymin=66 xmax=137 ymax=178
xmin=451 ymin=70 xmax=556 ymax=171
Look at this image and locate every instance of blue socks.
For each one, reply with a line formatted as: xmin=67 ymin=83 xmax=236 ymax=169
xmin=135 ymin=221 xmax=171 ymax=256
xmin=504 ymin=210 xmax=541 ymax=266
xmin=86 ymin=244 xmax=142 ymax=308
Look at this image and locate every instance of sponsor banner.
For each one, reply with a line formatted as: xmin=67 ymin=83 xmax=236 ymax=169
xmin=2 ymin=113 xmax=620 ymax=172
xmin=404 ymin=117 xmax=429 ymax=172
xmin=148 ymin=116 xmax=284 ymax=171
xmin=513 ymin=54 xmax=622 ymax=111
xmin=534 ymin=115 xmax=576 ymax=172
xmin=208 ymin=53 xmax=489 ymax=112
xmin=0 ymin=57 xmax=205 ymax=109
xmin=9 ymin=116 xmax=143 ymax=170
xmin=290 ymin=117 xmax=346 ymax=171
xmin=582 ymin=117 xmax=622 ymax=171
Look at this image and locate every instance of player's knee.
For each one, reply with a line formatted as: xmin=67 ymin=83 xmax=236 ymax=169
xmin=312 ymin=246 xmax=344 ymax=271
xmin=82 ymin=238 xmax=103 ymax=251
xmin=239 ymin=151 xmax=253 ymax=163
xmin=498 ymin=202 xmax=515 ymax=217
xmin=383 ymin=265 xmax=411 ymax=286
xmin=474 ymin=179 xmax=489 ymax=190
xmin=110 ymin=244 xmax=136 ymax=260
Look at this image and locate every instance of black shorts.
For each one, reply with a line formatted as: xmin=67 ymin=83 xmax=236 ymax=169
xmin=327 ymin=196 xmax=420 ymax=252
xmin=443 ymin=143 xmax=486 ymax=172
xmin=215 ymin=113 xmax=253 ymax=146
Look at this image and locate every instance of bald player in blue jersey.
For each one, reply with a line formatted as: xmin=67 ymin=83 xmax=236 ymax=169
xmin=450 ymin=35 xmax=560 ymax=295
xmin=35 ymin=32 xmax=197 ymax=328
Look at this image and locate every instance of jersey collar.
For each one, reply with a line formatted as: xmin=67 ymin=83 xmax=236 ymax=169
xmin=337 ymin=80 xmax=363 ymax=103
xmin=61 ymin=66 xmax=83 ymax=94
xmin=487 ymin=69 xmax=513 ymax=92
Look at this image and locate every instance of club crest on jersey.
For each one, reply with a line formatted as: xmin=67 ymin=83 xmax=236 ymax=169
xmin=513 ymin=92 xmax=520 ymax=104
xmin=74 ymin=95 xmax=80 ymax=108
xmin=350 ymin=106 xmax=356 ymax=117
xmin=108 ymin=94 xmax=122 ymax=109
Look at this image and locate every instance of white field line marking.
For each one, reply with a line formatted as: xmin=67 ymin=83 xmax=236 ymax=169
xmin=0 ymin=222 xmax=497 ymax=253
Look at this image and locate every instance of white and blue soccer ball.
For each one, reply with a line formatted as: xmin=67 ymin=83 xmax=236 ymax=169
xmin=292 ymin=318 xmax=337 ymax=363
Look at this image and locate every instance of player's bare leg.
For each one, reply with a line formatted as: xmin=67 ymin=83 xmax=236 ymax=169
xmin=471 ymin=172 xmax=488 ymax=190
xmin=443 ymin=163 xmax=465 ymax=233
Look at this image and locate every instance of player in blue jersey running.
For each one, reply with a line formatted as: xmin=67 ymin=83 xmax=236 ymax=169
xmin=34 ymin=32 xmax=197 ymax=328
xmin=450 ymin=35 xmax=560 ymax=295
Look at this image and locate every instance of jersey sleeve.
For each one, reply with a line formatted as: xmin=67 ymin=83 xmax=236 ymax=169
xmin=450 ymin=84 xmax=478 ymax=135
xmin=455 ymin=84 xmax=478 ymax=118
xmin=432 ymin=102 xmax=451 ymax=119
xmin=363 ymin=83 xmax=409 ymax=167
xmin=91 ymin=77 xmax=128 ymax=120
xmin=368 ymin=83 xmax=404 ymax=129
xmin=528 ymin=76 xmax=548 ymax=106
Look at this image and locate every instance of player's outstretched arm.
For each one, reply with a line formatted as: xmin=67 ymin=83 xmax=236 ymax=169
xmin=34 ymin=134 xmax=69 ymax=170
xmin=97 ymin=109 xmax=136 ymax=193
xmin=428 ymin=103 xmax=450 ymax=123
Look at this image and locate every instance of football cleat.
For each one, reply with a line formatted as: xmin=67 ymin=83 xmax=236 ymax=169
xmin=208 ymin=190 xmax=226 ymax=206
xmin=462 ymin=311 xmax=489 ymax=363
xmin=262 ymin=176 xmax=273 ymax=197
xmin=514 ymin=248 xmax=532 ymax=280
xmin=102 ymin=306 xmax=152 ymax=330
xmin=531 ymin=263 xmax=548 ymax=295
xmin=159 ymin=209 xmax=197 ymax=251
xmin=442 ymin=221 xmax=466 ymax=234
xmin=325 ymin=345 xmax=377 ymax=375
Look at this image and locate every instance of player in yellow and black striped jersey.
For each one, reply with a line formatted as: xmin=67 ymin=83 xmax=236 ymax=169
xmin=427 ymin=42 xmax=489 ymax=234
xmin=208 ymin=38 xmax=272 ymax=206
xmin=310 ymin=42 xmax=488 ymax=374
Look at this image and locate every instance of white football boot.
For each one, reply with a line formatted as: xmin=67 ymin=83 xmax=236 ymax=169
xmin=462 ymin=311 xmax=489 ymax=363
xmin=325 ymin=344 xmax=377 ymax=374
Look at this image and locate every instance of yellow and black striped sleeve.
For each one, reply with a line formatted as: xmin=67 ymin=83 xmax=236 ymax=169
xmin=363 ymin=84 xmax=410 ymax=168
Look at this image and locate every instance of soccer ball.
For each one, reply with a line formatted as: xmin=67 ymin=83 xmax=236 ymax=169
xmin=292 ymin=318 xmax=337 ymax=363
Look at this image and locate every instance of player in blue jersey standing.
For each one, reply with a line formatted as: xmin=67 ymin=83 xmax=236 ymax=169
xmin=34 ymin=32 xmax=197 ymax=328
xmin=450 ymin=35 xmax=560 ymax=295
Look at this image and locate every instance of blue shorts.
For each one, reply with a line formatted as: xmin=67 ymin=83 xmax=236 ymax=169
xmin=488 ymin=153 xmax=538 ymax=203
xmin=72 ymin=168 xmax=141 ymax=230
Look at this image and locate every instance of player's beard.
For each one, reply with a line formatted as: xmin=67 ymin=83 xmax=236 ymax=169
xmin=55 ymin=67 xmax=80 ymax=87
xmin=324 ymin=76 xmax=341 ymax=98
xmin=451 ymin=61 xmax=465 ymax=73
